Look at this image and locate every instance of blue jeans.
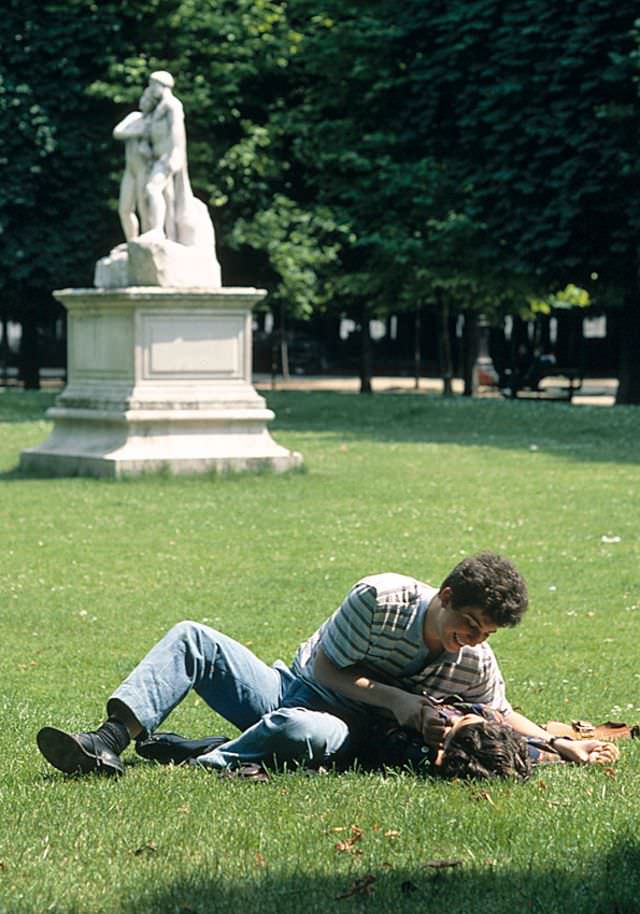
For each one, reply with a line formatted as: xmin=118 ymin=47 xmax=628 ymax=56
xmin=108 ymin=621 xmax=352 ymax=770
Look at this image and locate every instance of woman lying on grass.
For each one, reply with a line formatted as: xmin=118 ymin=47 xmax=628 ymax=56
xmin=436 ymin=705 xmax=619 ymax=780
xmin=135 ymin=701 xmax=620 ymax=782
xmin=371 ymin=699 xmax=620 ymax=781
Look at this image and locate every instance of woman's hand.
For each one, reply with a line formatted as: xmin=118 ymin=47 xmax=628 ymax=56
xmin=554 ymin=738 xmax=620 ymax=765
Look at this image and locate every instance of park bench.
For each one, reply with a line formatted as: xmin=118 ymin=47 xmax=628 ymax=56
xmin=500 ymin=355 xmax=583 ymax=402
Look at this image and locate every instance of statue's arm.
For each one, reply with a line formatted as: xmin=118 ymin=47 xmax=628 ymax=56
xmin=113 ymin=111 xmax=146 ymax=141
xmin=156 ymin=99 xmax=187 ymax=172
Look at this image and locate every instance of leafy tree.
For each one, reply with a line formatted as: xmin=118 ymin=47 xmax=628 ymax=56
xmin=222 ymin=0 xmax=559 ymax=392
xmin=234 ymin=0 xmax=640 ymax=397
xmin=5 ymin=0 xmax=639 ymax=403
xmin=0 ymin=1 xmax=122 ymax=383
xmin=230 ymin=195 xmax=345 ymax=376
xmin=90 ymin=0 xmax=327 ymax=374
xmin=1 ymin=0 xmax=306 ymax=384
xmin=259 ymin=1 xmax=491 ymax=392
xmin=0 ymin=0 xmax=192 ymax=384
xmin=409 ymin=0 xmax=640 ymax=402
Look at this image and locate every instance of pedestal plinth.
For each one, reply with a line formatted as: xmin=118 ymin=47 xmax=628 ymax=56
xmin=20 ymin=287 xmax=302 ymax=477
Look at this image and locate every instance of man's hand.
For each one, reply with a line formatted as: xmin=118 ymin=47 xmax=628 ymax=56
xmin=420 ymin=705 xmax=449 ymax=749
xmin=388 ymin=693 xmax=447 ymax=748
xmin=388 ymin=691 xmax=428 ymax=730
xmin=554 ymin=738 xmax=620 ymax=765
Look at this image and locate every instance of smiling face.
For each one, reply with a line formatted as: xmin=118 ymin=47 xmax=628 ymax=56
xmin=423 ymin=587 xmax=498 ymax=654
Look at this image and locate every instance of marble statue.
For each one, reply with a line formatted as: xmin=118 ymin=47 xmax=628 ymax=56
xmin=113 ymin=86 xmax=155 ymax=240
xmin=28 ymin=73 xmax=301 ymax=478
xmin=96 ymin=70 xmax=221 ymax=287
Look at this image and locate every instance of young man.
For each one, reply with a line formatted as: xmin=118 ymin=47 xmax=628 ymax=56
xmin=37 ymin=552 xmax=538 ymax=777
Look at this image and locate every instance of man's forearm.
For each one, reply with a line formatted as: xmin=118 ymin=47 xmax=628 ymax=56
xmin=312 ymin=648 xmax=403 ymax=712
xmin=311 ymin=647 xmax=430 ymax=731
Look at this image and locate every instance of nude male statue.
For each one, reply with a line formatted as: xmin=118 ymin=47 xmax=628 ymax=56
xmin=112 ymin=86 xmax=155 ymax=240
xmin=142 ymin=70 xmax=215 ymax=248
xmin=143 ymin=71 xmax=186 ymax=240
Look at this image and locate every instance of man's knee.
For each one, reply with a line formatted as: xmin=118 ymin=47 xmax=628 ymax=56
xmin=264 ymin=708 xmax=349 ymax=758
xmin=168 ymin=619 xmax=200 ymax=638
xmin=163 ymin=620 xmax=216 ymax=652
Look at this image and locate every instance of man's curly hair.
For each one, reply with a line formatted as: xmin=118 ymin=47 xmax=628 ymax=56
xmin=440 ymin=552 xmax=528 ymax=627
xmin=440 ymin=721 xmax=532 ymax=781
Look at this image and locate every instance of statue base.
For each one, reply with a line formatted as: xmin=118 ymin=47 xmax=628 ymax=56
xmin=20 ymin=287 xmax=302 ymax=478
xmin=94 ymin=235 xmax=222 ymax=289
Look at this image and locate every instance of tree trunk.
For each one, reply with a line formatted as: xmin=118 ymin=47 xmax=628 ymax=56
xmin=280 ymin=335 xmax=290 ymax=382
xmin=616 ymin=291 xmax=640 ymax=404
xmin=270 ymin=335 xmax=279 ymax=390
xmin=462 ymin=312 xmax=477 ymax=396
xmin=436 ymin=294 xmax=453 ymax=396
xmin=19 ymin=318 xmax=40 ymax=390
xmin=0 ymin=312 xmax=9 ymax=387
xmin=359 ymin=304 xmax=373 ymax=394
xmin=413 ymin=303 xmax=422 ymax=390
xmin=279 ymin=301 xmax=290 ymax=382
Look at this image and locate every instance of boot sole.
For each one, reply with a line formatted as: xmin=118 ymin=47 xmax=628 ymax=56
xmin=37 ymin=727 xmax=123 ymax=776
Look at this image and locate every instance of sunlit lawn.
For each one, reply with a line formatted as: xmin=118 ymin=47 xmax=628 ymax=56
xmin=1 ymin=388 xmax=639 ymax=913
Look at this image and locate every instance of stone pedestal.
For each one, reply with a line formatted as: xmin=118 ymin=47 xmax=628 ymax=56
xmin=472 ymin=313 xmax=499 ymax=392
xmin=20 ymin=287 xmax=302 ymax=477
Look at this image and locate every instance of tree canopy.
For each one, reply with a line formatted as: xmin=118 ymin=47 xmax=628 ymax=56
xmin=2 ymin=0 xmax=639 ymax=398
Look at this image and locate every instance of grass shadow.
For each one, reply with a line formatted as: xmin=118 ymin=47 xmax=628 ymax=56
xmin=0 ymin=389 xmax=58 ymax=422
xmin=131 ymin=835 xmax=640 ymax=914
xmin=2 ymin=389 xmax=639 ymax=469
xmin=265 ymin=390 xmax=640 ymax=465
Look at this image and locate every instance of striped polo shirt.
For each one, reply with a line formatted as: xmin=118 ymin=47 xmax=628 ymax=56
xmin=293 ymin=573 xmax=511 ymax=716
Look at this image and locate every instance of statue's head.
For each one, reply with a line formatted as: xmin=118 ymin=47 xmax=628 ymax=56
xmin=139 ymin=86 xmax=155 ymax=114
xmin=149 ymin=70 xmax=175 ymax=92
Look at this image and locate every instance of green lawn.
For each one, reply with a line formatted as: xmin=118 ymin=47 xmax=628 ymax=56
xmin=1 ymin=388 xmax=639 ymax=914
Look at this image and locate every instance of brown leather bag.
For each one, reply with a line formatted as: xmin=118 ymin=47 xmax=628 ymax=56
xmin=545 ymin=719 xmax=640 ymax=741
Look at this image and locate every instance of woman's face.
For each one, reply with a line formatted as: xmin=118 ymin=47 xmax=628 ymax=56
xmin=434 ymin=713 xmax=485 ymax=766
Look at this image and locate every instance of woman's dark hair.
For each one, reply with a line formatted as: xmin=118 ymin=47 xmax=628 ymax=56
xmin=440 ymin=721 xmax=533 ymax=781
xmin=441 ymin=552 xmax=528 ymax=627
